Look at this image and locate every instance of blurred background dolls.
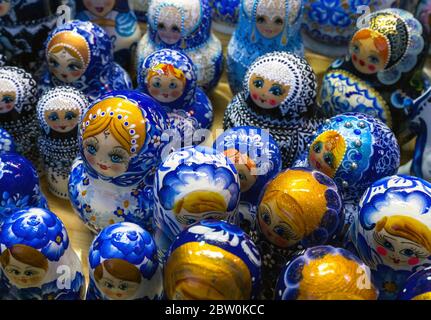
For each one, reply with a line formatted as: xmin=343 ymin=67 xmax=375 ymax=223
xmin=210 ymin=0 xmax=241 ymax=34
xmin=130 ymin=0 xmax=148 ymax=23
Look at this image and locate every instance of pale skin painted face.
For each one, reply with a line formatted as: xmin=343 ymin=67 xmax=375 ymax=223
xmin=0 ymin=0 xmax=11 ymax=17
xmin=309 ymin=140 xmax=338 ymax=178
xmin=83 ymin=0 xmax=115 ymax=18
xmin=249 ymin=74 xmax=289 ymax=110
xmin=176 ymin=209 xmax=227 ymax=226
xmin=83 ymin=129 xmax=131 ymax=178
xmin=2 ymin=255 xmax=47 ymax=289
xmin=350 ymin=37 xmax=387 ymax=75
xmin=96 ymin=267 xmax=140 ymax=300
xmin=157 ymin=7 xmax=182 ymax=45
xmin=148 ymin=73 xmax=185 ymax=103
xmin=44 ymin=108 xmax=80 ymax=133
xmin=48 ymin=49 xmax=86 ymax=83
xmin=0 ymin=91 xmax=15 ymax=114
xmin=256 ymin=14 xmax=285 ymax=39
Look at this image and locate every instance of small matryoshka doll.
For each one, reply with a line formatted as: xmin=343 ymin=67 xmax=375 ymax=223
xmin=136 ymin=0 xmax=223 ymax=91
xmin=138 ymin=49 xmax=213 ymax=147
xmin=87 ymin=222 xmax=163 ymax=300
xmin=224 ymin=51 xmax=322 ymax=168
xmin=75 ymin=0 xmax=142 ymax=71
xmin=320 ymin=8 xmax=428 ymax=139
xmin=164 ymin=219 xmax=261 ymax=300
xmin=210 ymin=0 xmax=241 ymax=34
xmin=213 ymin=126 xmax=282 ymax=234
xmin=41 ymin=20 xmax=132 ymax=102
xmin=350 ymin=175 xmax=431 ymax=300
xmin=253 ymin=168 xmax=343 ymax=299
xmin=37 ymin=86 xmax=89 ymax=199
xmin=0 ymin=128 xmax=15 ymax=154
xmin=0 ymin=66 xmax=40 ymax=170
xmin=0 ymin=208 xmax=85 ymax=300
xmin=398 ymin=267 xmax=431 ymax=300
xmin=275 ymin=246 xmax=378 ymax=300
xmin=227 ymin=0 xmax=304 ymax=94
xmin=153 ymin=146 xmax=240 ymax=262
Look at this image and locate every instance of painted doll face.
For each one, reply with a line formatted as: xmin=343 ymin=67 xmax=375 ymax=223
xmin=147 ymin=72 xmax=185 ymax=103
xmin=0 ymin=91 xmax=15 ymax=114
xmin=83 ymin=129 xmax=131 ymax=178
xmin=350 ymin=37 xmax=387 ymax=75
xmin=157 ymin=7 xmax=182 ymax=45
xmin=235 ymin=163 xmax=257 ymax=193
xmin=0 ymin=0 xmax=11 ymax=17
xmin=44 ymin=108 xmax=80 ymax=133
xmin=83 ymin=0 xmax=115 ymax=18
xmin=3 ymin=254 xmax=47 ymax=289
xmin=249 ymin=74 xmax=289 ymax=110
xmin=96 ymin=267 xmax=140 ymax=300
xmin=256 ymin=14 xmax=284 ymax=39
xmin=48 ymin=49 xmax=87 ymax=83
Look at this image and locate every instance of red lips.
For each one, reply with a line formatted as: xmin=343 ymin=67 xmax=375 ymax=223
xmin=98 ymin=163 xmax=109 ymax=171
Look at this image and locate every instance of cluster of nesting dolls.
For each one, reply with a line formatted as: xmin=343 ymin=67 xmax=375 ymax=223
xmin=1 ymin=0 xmax=431 ymax=301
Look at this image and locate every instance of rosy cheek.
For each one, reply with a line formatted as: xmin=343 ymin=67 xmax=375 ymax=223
xmin=377 ymin=246 xmax=387 ymax=256
xmin=171 ymin=90 xmax=181 ymax=98
xmin=408 ymin=257 xmax=420 ymax=266
xmin=111 ymin=163 xmax=125 ymax=172
xmin=149 ymin=88 xmax=160 ymax=96
xmin=368 ymin=64 xmax=376 ymax=72
xmin=269 ymin=99 xmax=277 ymax=106
xmin=71 ymin=70 xmax=82 ymax=77
xmin=352 ymin=54 xmax=357 ymax=62
xmin=86 ymin=154 xmax=96 ymax=165
xmin=251 ymin=93 xmax=259 ymax=100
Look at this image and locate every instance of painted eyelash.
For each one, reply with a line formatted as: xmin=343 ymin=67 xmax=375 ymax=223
xmin=109 ymin=149 xmax=128 ymax=162
xmin=373 ymin=231 xmax=387 ymax=247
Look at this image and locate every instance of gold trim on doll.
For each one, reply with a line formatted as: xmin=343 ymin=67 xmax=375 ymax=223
xmin=224 ymin=148 xmax=257 ymax=192
xmin=146 ymin=63 xmax=186 ymax=103
xmin=164 ymin=242 xmax=252 ymax=300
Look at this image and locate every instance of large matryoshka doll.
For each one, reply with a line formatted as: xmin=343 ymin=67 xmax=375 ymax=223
xmin=253 ymin=168 xmax=343 ymax=299
xmin=153 ymin=146 xmax=241 ymax=263
xmin=399 ymin=267 xmax=431 ymax=300
xmin=0 ymin=66 xmax=40 ymax=169
xmin=210 ymin=0 xmax=241 ymax=34
xmin=0 ymin=208 xmax=85 ymax=300
xmin=137 ymin=0 xmax=223 ymax=91
xmin=41 ymin=20 xmax=132 ymax=102
xmin=86 ymin=222 xmax=163 ymax=300
xmin=68 ymin=90 xmax=169 ymax=234
xmin=75 ymin=0 xmax=142 ymax=71
xmin=138 ymin=49 xmax=213 ymax=147
xmin=351 ymin=175 xmax=431 ymax=300
xmin=224 ymin=51 xmax=322 ymax=169
xmin=37 ymin=86 xmax=89 ymax=199
xmin=320 ymin=8 xmax=428 ymax=140
xmin=0 ymin=128 xmax=15 ymax=154
xmin=164 ymin=220 xmax=261 ymax=300
xmin=227 ymin=0 xmax=304 ymax=95
xmin=275 ymin=246 xmax=378 ymax=300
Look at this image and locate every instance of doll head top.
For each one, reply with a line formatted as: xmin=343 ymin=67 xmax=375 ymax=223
xmin=164 ymin=219 xmax=261 ymax=300
xmin=79 ymin=90 xmax=168 ymax=187
xmin=244 ymin=51 xmax=317 ymax=118
xmin=138 ymin=49 xmax=197 ymax=109
xmin=0 ymin=128 xmax=15 ymax=153
xmin=349 ymin=8 xmax=425 ymax=85
xmin=37 ymin=86 xmax=89 ymax=138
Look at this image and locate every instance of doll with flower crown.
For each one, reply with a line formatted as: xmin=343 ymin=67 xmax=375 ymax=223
xmin=227 ymin=0 xmax=304 ymax=95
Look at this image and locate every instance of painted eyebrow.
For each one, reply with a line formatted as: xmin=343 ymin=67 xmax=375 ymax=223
xmin=384 ymin=235 xmax=397 ymax=241
xmin=67 ymin=58 xmax=82 ymax=63
xmin=400 ymin=241 xmax=423 ymax=247
xmin=7 ymin=264 xmax=20 ymax=269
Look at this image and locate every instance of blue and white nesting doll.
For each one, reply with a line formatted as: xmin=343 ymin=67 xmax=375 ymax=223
xmin=350 ymin=175 xmax=431 ymax=300
xmin=0 ymin=128 xmax=15 ymax=154
xmin=153 ymin=146 xmax=241 ymax=262
xmin=320 ymin=8 xmax=428 ymax=139
xmin=37 ymin=86 xmax=89 ymax=199
xmin=224 ymin=51 xmax=322 ymax=168
xmin=75 ymin=0 xmax=142 ymax=71
xmin=138 ymin=49 xmax=213 ymax=148
xmin=136 ymin=0 xmax=223 ymax=91
xmin=41 ymin=20 xmax=132 ymax=102
xmin=210 ymin=0 xmax=241 ymax=34
xmin=213 ymin=126 xmax=282 ymax=233
xmin=0 ymin=66 xmax=40 ymax=170
xmin=399 ymin=267 xmax=431 ymax=300
xmin=86 ymin=222 xmax=163 ymax=300
xmin=0 ymin=153 xmax=48 ymax=220
xmin=227 ymin=0 xmax=304 ymax=94
xmin=164 ymin=219 xmax=261 ymax=300
xmin=0 ymin=208 xmax=84 ymax=300
xmin=131 ymin=0 xmax=149 ymax=23
xmin=68 ymin=90 xmax=168 ymax=234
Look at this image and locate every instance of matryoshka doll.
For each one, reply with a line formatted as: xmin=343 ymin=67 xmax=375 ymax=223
xmin=399 ymin=267 xmax=431 ymax=300
xmin=0 ymin=128 xmax=15 ymax=154
xmin=275 ymin=246 xmax=378 ymax=300
xmin=41 ymin=20 xmax=132 ymax=102
xmin=153 ymin=146 xmax=241 ymax=262
xmin=37 ymin=86 xmax=89 ymax=199
xmin=320 ymin=8 xmax=428 ymax=139
xmin=164 ymin=220 xmax=261 ymax=300
xmin=138 ymin=49 xmax=213 ymax=147
xmin=213 ymin=126 xmax=282 ymax=233
xmin=227 ymin=0 xmax=304 ymax=95
xmin=75 ymin=0 xmax=142 ymax=71
xmin=68 ymin=90 xmax=169 ymax=234
xmin=224 ymin=51 xmax=322 ymax=169
xmin=0 ymin=208 xmax=85 ymax=300
xmin=0 ymin=153 xmax=48 ymax=220
xmin=0 ymin=66 xmax=40 ymax=170
xmin=136 ymin=0 xmax=223 ymax=91
xmin=131 ymin=0 xmax=148 ymax=23
xmin=253 ymin=168 xmax=343 ymax=299
xmin=86 ymin=222 xmax=163 ymax=300
xmin=210 ymin=0 xmax=241 ymax=34
xmin=350 ymin=175 xmax=431 ymax=300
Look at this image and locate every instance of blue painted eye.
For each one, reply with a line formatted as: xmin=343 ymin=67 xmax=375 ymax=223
xmin=87 ymin=145 xmax=97 ymax=155
xmin=256 ymin=15 xmax=266 ymax=24
xmin=313 ymin=141 xmax=323 ymax=153
xmin=2 ymin=95 xmax=13 ymax=103
xmin=274 ymin=17 xmax=283 ymax=25
xmin=253 ymin=79 xmax=264 ymax=88
xmin=368 ymin=55 xmax=380 ymax=65
xmin=68 ymin=63 xmax=81 ymax=72
xmin=400 ymin=249 xmax=415 ymax=257
xmin=352 ymin=44 xmax=360 ymax=54
xmin=64 ymin=111 xmax=77 ymax=121
xmin=273 ymin=225 xmax=286 ymax=237
xmin=48 ymin=112 xmax=59 ymax=121
xmin=110 ymin=154 xmax=123 ymax=163
xmin=260 ymin=209 xmax=271 ymax=225
xmin=171 ymin=25 xmax=180 ymax=32
xmin=383 ymin=240 xmax=394 ymax=251
xmin=169 ymin=82 xmax=177 ymax=89
xmin=323 ymin=152 xmax=335 ymax=168
xmin=49 ymin=58 xmax=59 ymax=68
xmin=152 ymin=81 xmax=161 ymax=88
xmin=269 ymin=85 xmax=284 ymax=96
xmin=119 ymin=284 xmax=129 ymax=291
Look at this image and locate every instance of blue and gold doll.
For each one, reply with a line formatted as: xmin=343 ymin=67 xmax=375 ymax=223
xmin=37 ymin=86 xmax=89 ymax=199
xmin=87 ymin=222 xmax=163 ymax=300
xmin=138 ymin=49 xmax=213 ymax=147
xmin=164 ymin=220 xmax=261 ymax=300
xmin=399 ymin=267 xmax=431 ymax=300
xmin=136 ymin=0 xmax=223 ymax=91
xmin=0 ymin=128 xmax=15 ymax=154
xmin=227 ymin=0 xmax=304 ymax=94
xmin=40 ymin=20 xmax=132 ymax=102
xmin=68 ymin=90 xmax=169 ymax=234
xmin=210 ymin=0 xmax=241 ymax=34
xmin=0 ymin=208 xmax=85 ymax=300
